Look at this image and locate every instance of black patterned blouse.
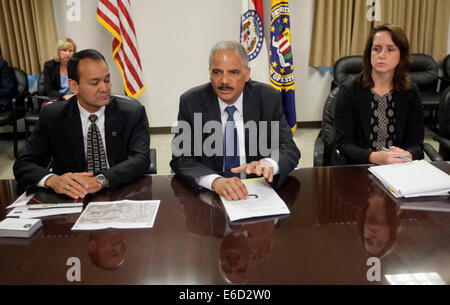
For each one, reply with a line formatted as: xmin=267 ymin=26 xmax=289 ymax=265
xmin=369 ymin=90 xmax=396 ymax=151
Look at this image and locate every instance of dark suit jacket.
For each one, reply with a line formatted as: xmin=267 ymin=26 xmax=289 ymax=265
xmin=43 ymin=59 xmax=65 ymax=100
xmin=13 ymin=95 xmax=150 ymax=191
xmin=334 ymin=77 xmax=424 ymax=165
xmin=170 ymin=80 xmax=300 ymax=190
xmin=0 ymin=59 xmax=16 ymax=107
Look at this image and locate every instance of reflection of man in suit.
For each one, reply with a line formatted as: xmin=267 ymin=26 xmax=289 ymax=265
xmin=14 ymin=49 xmax=150 ymax=199
xmin=171 ymin=40 xmax=300 ymax=200
xmin=88 ymin=230 xmax=127 ymax=271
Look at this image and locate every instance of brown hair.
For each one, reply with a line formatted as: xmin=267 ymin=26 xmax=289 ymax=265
xmin=361 ymin=24 xmax=411 ymax=91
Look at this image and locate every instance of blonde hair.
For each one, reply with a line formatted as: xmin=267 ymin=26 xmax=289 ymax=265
xmin=54 ymin=37 xmax=77 ymax=62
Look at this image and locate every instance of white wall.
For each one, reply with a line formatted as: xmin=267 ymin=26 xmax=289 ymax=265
xmin=53 ymin=0 xmax=330 ymax=127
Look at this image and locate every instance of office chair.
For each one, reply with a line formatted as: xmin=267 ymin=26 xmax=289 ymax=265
xmin=441 ymin=54 xmax=450 ymax=92
xmin=24 ymin=72 xmax=52 ymax=140
xmin=432 ymin=87 xmax=450 ymax=160
xmin=313 ymin=87 xmax=443 ymax=167
xmin=111 ymin=94 xmax=157 ymax=174
xmin=0 ymin=68 xmax=28 ymax=158
xmin=331 ymin=55 xmax=363 ymax=90
xmin=408 ymin=54 xmax=440 ymax=131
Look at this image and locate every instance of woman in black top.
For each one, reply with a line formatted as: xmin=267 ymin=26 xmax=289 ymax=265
xmin=334 ymin=24 xmax=423 ymax=165
xmin=42 ymin=37 xmax=77 ymax=105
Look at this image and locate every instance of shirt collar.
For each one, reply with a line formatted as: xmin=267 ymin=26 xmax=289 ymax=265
xmin=77 ymin=101 xmax=106 ymax=122
xmin=217 ymin=92 xmax=243 ymax=116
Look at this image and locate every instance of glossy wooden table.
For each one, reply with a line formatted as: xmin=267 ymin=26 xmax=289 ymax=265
xmin=0 ymin=164 xmax=449 ymax=285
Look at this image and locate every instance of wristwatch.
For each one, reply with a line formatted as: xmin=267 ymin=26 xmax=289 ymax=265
xmin=96 ymin=174 xmax=108 ymax=188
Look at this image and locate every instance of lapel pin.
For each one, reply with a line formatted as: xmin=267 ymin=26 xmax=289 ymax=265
xmin=112 ymin=131 xmax=118 ymax=137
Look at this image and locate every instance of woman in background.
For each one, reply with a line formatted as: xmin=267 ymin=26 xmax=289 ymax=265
xmin=333 ymin=24 xmax=424 ymax=165
xmin=42 ymin=37 xmax=77 ymax=105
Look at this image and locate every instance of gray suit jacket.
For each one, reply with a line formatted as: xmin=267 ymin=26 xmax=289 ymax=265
xmin=13 ymin=95 xmax=150 ymax=191
xmin=170 ymin=80 xmax=300 ymax=190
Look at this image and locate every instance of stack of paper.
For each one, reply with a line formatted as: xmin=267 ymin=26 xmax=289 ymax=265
xmin=6 ymin=191 xmax=82 ymax=218
xmin=369 ymin=160 xmax=450 ymax=198
xmin=220 ymin=178 xmax=290 ymax=222
xmin=0 ymin=218 xmax=42 ymax=238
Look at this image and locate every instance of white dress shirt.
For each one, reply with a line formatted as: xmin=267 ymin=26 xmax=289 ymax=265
xmin=37 ymin=102 xmax=110 ymax=187
xmin=195 ymin=93 xmax=279 ymax=191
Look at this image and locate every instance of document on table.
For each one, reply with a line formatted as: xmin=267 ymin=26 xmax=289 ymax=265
xmin=7 ymin=206 xmax=82 ymax=218
xmin=72 ymin=200 xmax=160 ymax=230
xmin=220 ymin=178 xmax=290 ymax=222
xmin=369 ymin=160 xmax=450 ymax=198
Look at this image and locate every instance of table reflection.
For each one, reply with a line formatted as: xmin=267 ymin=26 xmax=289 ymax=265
xmin=171 ymin=175 xmax=301 ymax=284
xmin=330 ymin=169 xmax=401 ymax=259
xmin=88 ymin=230 xmax=127 ymax=271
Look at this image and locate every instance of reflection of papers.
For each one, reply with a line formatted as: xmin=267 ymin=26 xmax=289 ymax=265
xmin=398 ymin=198 xmax=450 ymax=212
xmin=71 ymin=200 xmax=160 ymax=230
xmin=220 ymin=178 xmax=290 ymax=222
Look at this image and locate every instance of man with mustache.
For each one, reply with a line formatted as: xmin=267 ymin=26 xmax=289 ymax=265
xmin=171 ymin=41 xmax=300 ymax=200
xmin=14 ymin=49 xmax=150 ymax=198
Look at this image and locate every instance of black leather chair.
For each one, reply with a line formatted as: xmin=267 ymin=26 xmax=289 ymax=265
xmin=432 ymin=87 xmax=450 ymax=160
xmin=313 ymin=87 xmax=443 ymax=166
xmin=0 ymin=68 xmax=28 ymax=158
xmin=441 ymin=54 xmax=450 ymax=92
xmin=408 ymin=54 xmax=440 ymax=130
xmin=110 ymin=94 xmax=157 ymax=174
xmin=24 ymin=72 xmax=50 ymax=140
xmin=314 ymin=87 xmax=340 ymax=166
xmin=331 ymin=55 xmax=363 ymax=90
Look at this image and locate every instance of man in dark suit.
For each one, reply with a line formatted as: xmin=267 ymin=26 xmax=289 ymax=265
xmin=14 ymin=49 xmax=150 ymax=199
xmin=170 ymin=41 xmax=300 ymax=201
xmin=0 ymin=58 xmax=16 ymax=112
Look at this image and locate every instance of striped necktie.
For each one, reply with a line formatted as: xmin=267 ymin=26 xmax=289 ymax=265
xmin=86 ymin=114 xmax=107 ymax=173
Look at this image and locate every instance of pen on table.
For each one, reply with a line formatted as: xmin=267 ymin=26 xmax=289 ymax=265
xmin=381 ymin=147 xmax=412 ymax=162
xmin=248 ymin=194 xmax=259 ymax=199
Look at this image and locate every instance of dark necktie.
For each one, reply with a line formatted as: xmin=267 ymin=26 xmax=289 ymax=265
xmin=86 ymin=114 xmax=107 ymax=173
xmin=224 ymin=106 xmax=240 ymax=176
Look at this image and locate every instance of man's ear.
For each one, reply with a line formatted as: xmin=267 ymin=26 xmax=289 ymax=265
xmin=245 ymin=67 xmax=251 ymax=82
xmin=68 ymin=79 xmax=79 ymax=94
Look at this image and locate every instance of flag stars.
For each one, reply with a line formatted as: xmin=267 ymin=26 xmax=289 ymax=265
xmin=280 ymin=68 xmax=285 ymax=74
xmin=272 ymin=62 xmax=278 ymax=68
xmin=271 ymin=26 xmax=275 ymax=32
xmin=283 ymin=17 xmax=288 ymax=24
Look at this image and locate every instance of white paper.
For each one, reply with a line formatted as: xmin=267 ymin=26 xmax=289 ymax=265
xmin=220 ymin=178 xmax=290 ymax=222
xmin=0 ymin=218 xmax=42 ymax=238
xmin=7 ymin=206 xmax=82 ymax=218
xmin=6 ymin=192 xmax=35 ymax=209
xmin=71 ymin=200 xmax=160 ymax=230
xmin=369 ymin=160 xmax=450 ymax=198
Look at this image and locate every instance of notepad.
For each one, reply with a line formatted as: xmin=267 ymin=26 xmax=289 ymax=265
xmin=220 ymin=178 xmax=290 ymax=221
xmin=369 ymin=160 xmax=450 ymax=198
xmin=0 ymin=218 xmax=42 ymax=238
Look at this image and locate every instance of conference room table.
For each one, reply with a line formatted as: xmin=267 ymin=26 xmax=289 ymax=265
xmin=0 ymin=163 xmax=449 ymax=285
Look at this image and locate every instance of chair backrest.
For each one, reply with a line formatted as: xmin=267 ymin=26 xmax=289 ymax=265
xmin=321 ymin=86 xmax=340 ymax=165
xmin=439 ymin=86 xmax=450 ymax=138
xmin=443 ymin=54 xmax=450 ymax=80
xmin=408 ymin=54 xmax=438 ymax=92
xmin=333 ymin=56 xmax=363 ymax=88
xmin=37 ymin=72 xmax=46 ymax=96
xmin=12 ymin=68 xmax=28 ymax=97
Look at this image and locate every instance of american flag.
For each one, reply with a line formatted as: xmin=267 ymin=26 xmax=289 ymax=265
xmin=97 ymin=0 xmax=145 ymax=98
